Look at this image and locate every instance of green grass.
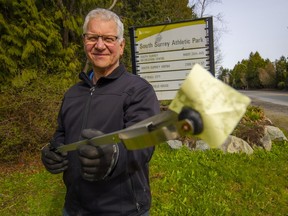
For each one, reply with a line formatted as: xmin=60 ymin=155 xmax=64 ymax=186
xmin=150 ymin=143 xmax=288 ymax=216
xmin=0 ymin=164 xmax=65 ymax=215
xmin=1 ymin=141 xmax=287 ymax=216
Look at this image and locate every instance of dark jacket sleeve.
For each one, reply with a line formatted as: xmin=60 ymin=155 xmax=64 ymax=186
xmin=109 ymin=81 xmax=160 ymax=178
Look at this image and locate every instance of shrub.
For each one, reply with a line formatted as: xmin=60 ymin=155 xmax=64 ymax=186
xmin=277 ymin=81 xmax=286 ymax=90
xmin=0 ymin=73 xmax=77 ymax=162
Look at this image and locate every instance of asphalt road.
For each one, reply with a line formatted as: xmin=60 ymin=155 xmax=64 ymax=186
xmin=238 ymin=90 xmax=288 ymax=132
xmin=239 ymin=90 xmax=288 ymax=107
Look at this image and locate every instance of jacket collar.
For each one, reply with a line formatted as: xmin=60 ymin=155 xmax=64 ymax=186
xmin=100 ymin=63 xmax=125 ymax=80
xmin=79 ymin=63 xmax=126 ymax=87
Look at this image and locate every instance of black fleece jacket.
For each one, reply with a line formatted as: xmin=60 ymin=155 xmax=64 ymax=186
xmin=51 ymin=64 xmax=160 ymax=215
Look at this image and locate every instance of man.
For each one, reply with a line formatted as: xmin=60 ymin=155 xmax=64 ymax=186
xmin=41 ymin=8 xmax=160 ymax=216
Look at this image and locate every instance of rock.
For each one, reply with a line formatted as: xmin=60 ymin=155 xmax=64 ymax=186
xmin=194 ymin=140 xmax=210 ymax=151
xmin=259 ymin=132 xmax=272 ymax=151
xmin=257 ymin=126 xmax=287 ymax=151
xmin=265 ymin=125 xmax=288 ymax=141
xmin=219 ymin=135 xmax=254 ymax=154
xmin=166 ymin=124 xmax=287 ymax=154
xmin=166 ymin=140 xmax=182 ymax=149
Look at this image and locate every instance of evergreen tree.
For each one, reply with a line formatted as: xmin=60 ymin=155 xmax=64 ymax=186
xmin=246 ymin=52 xmax=265 ymax=88
xmin=275 ymin=56 xmax=288 ymax=89
xmin=0 ymin=0 xmax=83 ymax=87
xmin=230 ymin=61 xmax=248 ymax=89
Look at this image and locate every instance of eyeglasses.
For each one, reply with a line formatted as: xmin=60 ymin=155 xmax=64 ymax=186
xmin=83 ymin=33 xmax=119 ymax=46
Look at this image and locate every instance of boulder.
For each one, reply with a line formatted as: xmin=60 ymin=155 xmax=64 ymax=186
xmin=257 ymin=125 xmax=287 ymax=151
xmin=219 ymin=135 xmax=254 ymax=154
xmin=259 ymin=132 xmax=272 ymax=151
xmin=194 ymin=140 xmax=210 ymax=151
xmin=265 ymin=125 xmax=287 ymax=141
xmin=166 ymin=140 xmax=183 ymax=149
xmin=166 ymin=125 xmax=286 ymax=154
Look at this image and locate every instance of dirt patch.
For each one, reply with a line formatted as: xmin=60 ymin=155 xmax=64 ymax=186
xmin=250 ymin=98 xmax=288 ymax=133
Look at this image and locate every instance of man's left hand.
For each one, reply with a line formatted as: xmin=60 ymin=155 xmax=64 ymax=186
xmin=78 ymin=129 xmax=119 ymax=181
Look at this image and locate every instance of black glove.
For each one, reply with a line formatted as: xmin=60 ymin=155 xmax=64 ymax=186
xmin=41 ymin=143 xmax=68 ymax=174
xmin=78 ymin=129 xmax=119 ymax=181
xmin=178 ymin=107 xmax=203 ymax=135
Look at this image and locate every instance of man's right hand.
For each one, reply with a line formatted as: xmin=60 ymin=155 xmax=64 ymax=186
xmin=41 ymin=144 xmax=68 ymax=174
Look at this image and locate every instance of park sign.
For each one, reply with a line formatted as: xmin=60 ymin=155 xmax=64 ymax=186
xmin=129 ymin=17 xmax=215 ymax=100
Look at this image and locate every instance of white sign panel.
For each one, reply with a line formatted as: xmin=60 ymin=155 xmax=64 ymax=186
xmin=130 ymin=18 xmax=214 ymax=100
xmin=138 ymin=49 xmax=207 ymax=63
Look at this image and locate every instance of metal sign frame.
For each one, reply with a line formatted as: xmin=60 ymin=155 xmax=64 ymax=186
xmin=129 ymin=17 xmax=215 ymax=100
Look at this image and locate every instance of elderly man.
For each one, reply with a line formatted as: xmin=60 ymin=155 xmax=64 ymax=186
xmin=41 ymin=8 xmax=160 ymax=216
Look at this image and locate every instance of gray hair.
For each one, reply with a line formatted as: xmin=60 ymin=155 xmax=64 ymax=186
xmin=83 ymin=8 xmax=124 ymax=41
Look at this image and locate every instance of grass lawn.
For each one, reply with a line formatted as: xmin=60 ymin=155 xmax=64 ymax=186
xmin=1 ymin=141 xmax=287 ymax=216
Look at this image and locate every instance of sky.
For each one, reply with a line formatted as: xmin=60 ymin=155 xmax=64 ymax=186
xmin=200 ymin=0 xmax=288 ymax=69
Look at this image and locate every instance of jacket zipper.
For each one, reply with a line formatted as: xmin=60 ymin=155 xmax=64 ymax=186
xmin=79 ymin=72 xmax=96 ymax=139
xmin=90 ymin=86 xmax=95 ymax=95
xmin=128 ymin=174 xmax=142 ymax=213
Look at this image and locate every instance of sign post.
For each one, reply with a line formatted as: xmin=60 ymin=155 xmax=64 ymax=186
xmin=129 ymin=17 xmax=214 ymax=100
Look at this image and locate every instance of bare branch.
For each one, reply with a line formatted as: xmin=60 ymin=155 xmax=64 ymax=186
xmin=108 ymin=0 xmax=118 ymax=10
xmin=190 ymin=0 xmax=222 ymax=18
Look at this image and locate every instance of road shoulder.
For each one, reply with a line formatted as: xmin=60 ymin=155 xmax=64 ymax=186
xmin=250 ymin=99 xmax=288 ymax=133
